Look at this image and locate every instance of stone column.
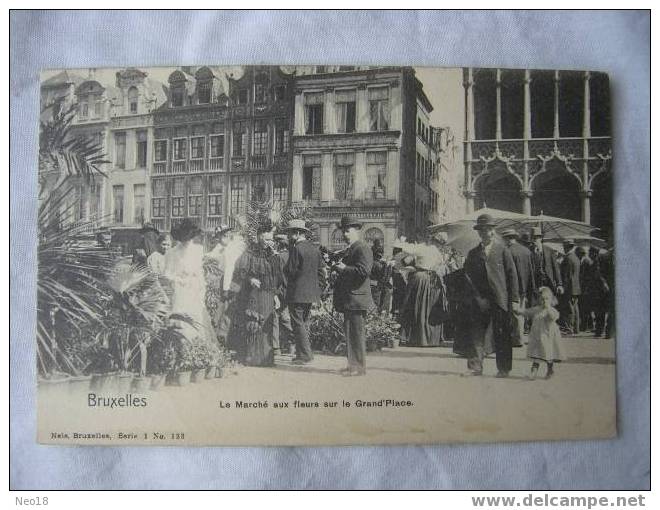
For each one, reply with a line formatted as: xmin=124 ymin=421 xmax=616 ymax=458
xmin=387 ymin=148 xmax=399 ymax=201
xmin=324 ymin=87 xmax=335 ymax=134
xmin=582 ymin=71 xmax=591 ymax=208
xmin=553 ymin=70 xmax=560 ymax=139
xmin=523 ymin=70 xmax=532 ymax=204
xmin=464 ymin=191 xmax=475 ymax=214
xmin=357 ymin=84 xmax=369 ymax=132
xmin=495 ymin=68 xmax=502 ymax=141
xmin=294 ymin=91 xmax=305 ymax=135
xmin=581 ymin=190 xmax=592 ymax=224
xmin=463 ymin=68 xmax=474 ymax=213
xmin=354 ymin=151 xmax=367 ymax=199
xmin=291 ymin=153 xmax=303 ymax=201
xmin=521 ymin=191 xmax=532 ymax=215
xmin=321 ymin=151 xmax=334 ymax=201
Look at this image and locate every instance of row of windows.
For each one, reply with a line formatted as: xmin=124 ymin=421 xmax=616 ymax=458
xmin=149 ymin=174 xmax=288 ymax=218
xmin=303 ymin=86 xmax=390 ymax=135
xmin=170 ymin=81 xmax=287 ymax=107
xmin=112 ymin=184 xmax=146 ymax=225
xmin=302 ymin=151 xmax=388 ymax=201
xmin=415 ymin=152 xmax=436 ymax=187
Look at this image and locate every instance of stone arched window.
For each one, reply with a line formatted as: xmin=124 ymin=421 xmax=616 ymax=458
xmin=363 ymin=227 xmax=384 ymax=247
xmin=254 ymin=71 xmax=269 ymax=104
xmin=128 ymin=86 xmax=139 ymax=114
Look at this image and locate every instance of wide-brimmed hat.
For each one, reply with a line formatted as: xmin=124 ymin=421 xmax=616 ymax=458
xmin=140 ymin=222 xmax=159 ymax=235
xmin=282 ymin=218 xmax=311 ymax=234
xmin=212 ymin=224 xmax=233 ymax=240
xmin=337 ymin=216 xmax=362 ymax=230
xmin=530 ymin=227 xmax=543 ymax=238
xmin=171 ymin=218 xmax=202 ymax=242
xmin=501 ymin=228 xmax=519 ymax=238
xmin=473 ymin=213 xmax=497 ymax=230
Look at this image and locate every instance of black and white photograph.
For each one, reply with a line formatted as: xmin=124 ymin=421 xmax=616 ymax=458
xmin=35 ymin=64 xmax=616 ymax=445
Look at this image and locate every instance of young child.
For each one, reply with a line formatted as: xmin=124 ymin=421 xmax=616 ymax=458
xmin=515 ymin=286 xmax=566 ymax=379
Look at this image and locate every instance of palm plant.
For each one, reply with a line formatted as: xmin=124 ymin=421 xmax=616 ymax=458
xmin=37 ymin=99 xmax=112 ymax=377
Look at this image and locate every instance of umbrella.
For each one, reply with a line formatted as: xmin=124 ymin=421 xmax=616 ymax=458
xmin=520 ymin=214 xmax=597 ymax=240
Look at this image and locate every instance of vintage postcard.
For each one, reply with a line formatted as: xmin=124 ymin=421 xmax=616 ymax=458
xmin=37 ymin=65 xmax=615 ymax=446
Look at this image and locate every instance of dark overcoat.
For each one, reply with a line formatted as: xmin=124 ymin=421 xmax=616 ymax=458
xmin=509 ymin=242 xmax=536 ymax=300
xmin=531 ymin=244 xmax=563 ymax=292
xmin=561 ymin=250 xmax=582 ymax=296
xmin=464 ymin=241 xmax=520 ymax=312
xmin=285 ymin=239 xmax=324 ymax=304
xmin=333 ymin=240 xmax=373 ymax=312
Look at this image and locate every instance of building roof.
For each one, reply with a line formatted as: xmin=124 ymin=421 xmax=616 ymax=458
xmin=41 ymin=70 xmax=86 ymax=89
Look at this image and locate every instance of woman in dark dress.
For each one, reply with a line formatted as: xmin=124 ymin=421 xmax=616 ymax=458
xmin=399 ymin=246 xmax=448 ymax=347
xmin=229 ymin=223 xmax=285 ymax=367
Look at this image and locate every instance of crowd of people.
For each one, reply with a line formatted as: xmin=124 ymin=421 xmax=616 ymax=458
xmin=126 ymin=211 xmax=614 ymax=380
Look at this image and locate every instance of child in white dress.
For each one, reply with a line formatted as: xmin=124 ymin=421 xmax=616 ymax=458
xmin=515 ymin=286 xmax=566 ymax=380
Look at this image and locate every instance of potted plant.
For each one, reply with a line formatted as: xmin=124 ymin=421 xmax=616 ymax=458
xmin=146 ymin=334 xmax=177 ymax=390
xmin=190 ymin=343 xmax=216 ymax=383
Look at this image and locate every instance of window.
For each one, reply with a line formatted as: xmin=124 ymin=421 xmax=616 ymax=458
xmin=250 ymin=174 xmax=267 ymax=202
xmin=172 ymin=88 xmax=184 ymax=107
xmin=198 ymin=82 xmax=211 ymax=104
xmin=302 ymin=154 xmax=321 ymax=201
xmin=209 ymin=134 xmax=224 ymax=158
xmin=92 ymin=94 xmax=103 ymax=119
xmin=188 ymin=176 xmax=203 ymax=216
xmin=79 ymin=99 xmax=89 ymax=119
xmin=136 ymin=131 xmax=147 ymax=168
xmin=230 ymin=175 xmax=246 ymax=214
xmin=154 ymin=140 xmax=168 ymax=162
xmin=274 ymin=119 xmax=290 ymax=154
xmin=128 ymin=87 xmax=139 ymax=114
xmin=254 ymin=83 xmax=268 ymax=103
xmin=274 ymin=85 xmax=286 ymax=102
xmin=112 ymin=185 xmax=124 ymax=223
xmin=190 ymin=137 xmax=205 ymax=159
xmin=369 ymin=87 xmax=390 ymax=131
xmin=237 ymin=89 xmax=249 ymax=104
xmin=334 ymin=153 xmax=354 ymax=200
xmin=232 ymin=122 xmax=247 ymax=157
xmin=133 ymin=184 xmax=145 ymax=224
xmin=208 ymin=175 xmax=223 ymax=216
xmin=315 ymin=66 xmax=327 ymax=74
xmin=151 ymin=179 xmax=166 ymax=218
xmin=273 ymin=173 xmax=287 ymax=208
xmin=115 ymin=132 xmax=126 ymax=169
xmin=366 ymin=151 xmax=387 ymax=198
xmin=335 ymin=89 xmax=356 ymax=133
xmin=253 ymin=120 xmax=268 ymax=155
xmin=171 ymin=177 xmax=185 ymax=217
xmin=173 ymin=138 xmax=187 ymax=160
xmin=305 ymin=92 xmax=324 ymax=134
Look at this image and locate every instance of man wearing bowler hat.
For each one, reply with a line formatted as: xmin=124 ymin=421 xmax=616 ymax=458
xmin=333 ymin=216 xmax=373 ymax=376
xmin=283 ymin=219 xmax=326 ymax=365
xmin=463 ymin=213 xmax=519 ymax=377
xmin=530 ymin=226 xmax=563 ymax=300
xmin=501 ymin=228 xmax=536 ymax=346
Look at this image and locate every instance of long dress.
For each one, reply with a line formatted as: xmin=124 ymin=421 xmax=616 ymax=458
xmin=229 ymin=246 xmax=285 ymax=366
xmin=400 ymin=269 xmax=447 ymax=347
xmin=163 ymin=241 xmax=217 ymax=346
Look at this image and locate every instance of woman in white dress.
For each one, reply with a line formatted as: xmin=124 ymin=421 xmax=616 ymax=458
xmin=164 ymin=219 xmax=217 ymax=345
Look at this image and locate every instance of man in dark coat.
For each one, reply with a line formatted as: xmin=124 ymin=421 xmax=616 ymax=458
xmin=284 ymin=219 xmax=326 ymax=365
xmin=501 ymin=229 xmax=536 ymax=346
xmin=463 ymin=214 xmax=520 ymax=377
xmin=529 ymin=227 xmax=563 ymax=300
xmin=560 ymin=240 xmax=582 ymax=334
xmin=333 ymin=216 xmax=373 ymax=376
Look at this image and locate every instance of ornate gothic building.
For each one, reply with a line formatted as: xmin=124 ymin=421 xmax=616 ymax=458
xmin=463 ymin=68 xmax=612 ymax=240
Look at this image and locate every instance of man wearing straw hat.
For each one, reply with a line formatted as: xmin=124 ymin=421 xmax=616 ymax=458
xmin=283 ymin=219 xmax=325 ymax=365
xmin=463 ymin=213 xmax=520 ymax=377
xmin=333 ymin=216 xmax=373 ymax=376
